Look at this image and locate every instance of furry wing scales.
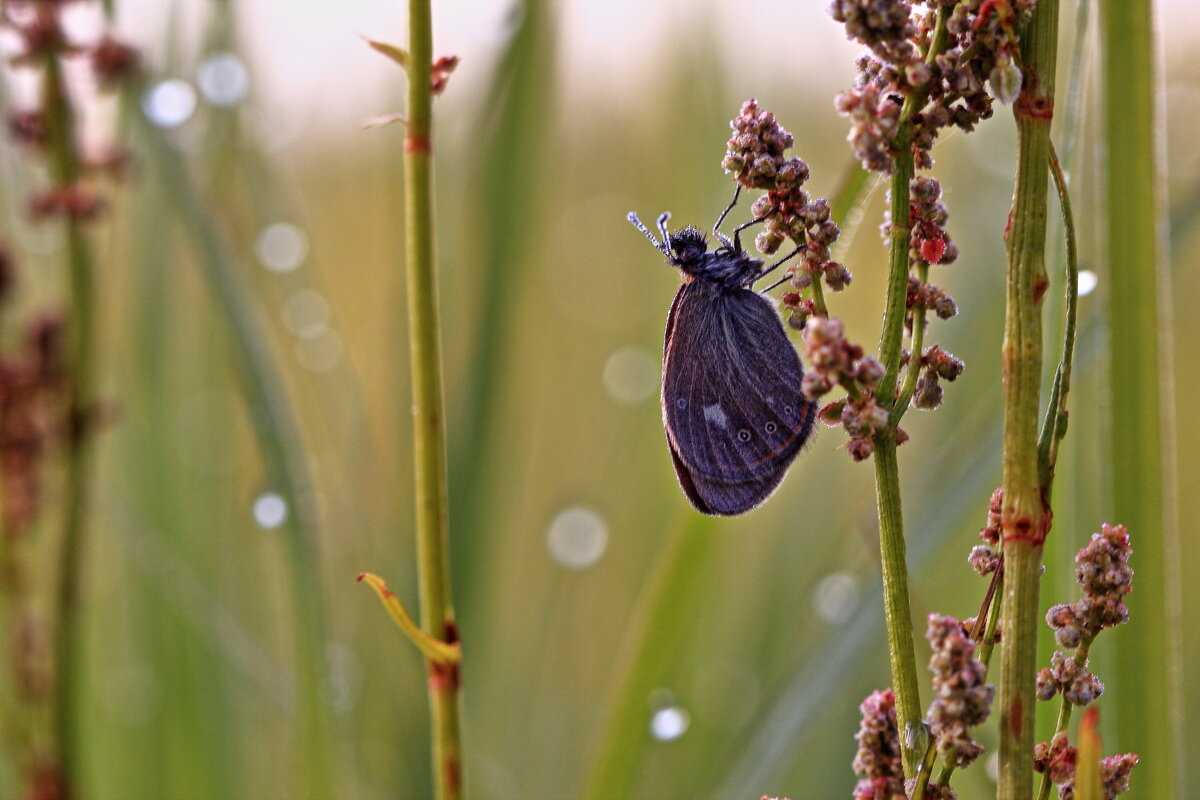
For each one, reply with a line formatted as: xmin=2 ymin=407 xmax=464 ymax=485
xmin=662 ymin=282 xmax=816 ymax=515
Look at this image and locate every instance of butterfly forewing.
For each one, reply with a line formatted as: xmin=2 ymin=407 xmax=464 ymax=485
xmin=662 ymin=280 xmax=817 ymax=515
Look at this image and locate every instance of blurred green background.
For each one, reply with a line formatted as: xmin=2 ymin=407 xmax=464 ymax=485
xmin=0 ymin=1 xmax=1196 ymax=798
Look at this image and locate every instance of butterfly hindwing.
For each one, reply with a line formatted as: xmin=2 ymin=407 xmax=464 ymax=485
xmin=662 ymin=281 xmax=817 ymax=515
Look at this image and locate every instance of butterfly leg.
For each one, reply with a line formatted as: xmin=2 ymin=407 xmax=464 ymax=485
xmin=712 ymin=185 xmax=742 ymax=248
xmin=730 ymin=202 xmax=778 ymax=252
xmin=756 ymin=247 xmax=804 ymax=292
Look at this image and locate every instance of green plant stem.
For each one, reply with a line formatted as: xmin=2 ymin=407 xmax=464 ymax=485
xmin=130 ymin=93 xmax=334 ymax=800
xmin=1099 ymin=3 xmax=1182 ymax=796
xmin=1035 ymin=637 xmax=1094 ymax=800
xmin=403 ymin=2 xmax=463 ymax=798
xmin=894 ymin=263 xmax=929 ymax=424
xmin=42 ymin=42 xmax=93 ymax=794
xmin=870 ymin=429 xmax=924 ymax=777
xmin=874 ymin=151 xmax=916 ymax=408
xmin=1036 ymin=141 xmax=1078 ymax=487
xmin=579 ymin=516 xmax=718 ymax=800
xmin=976 ymin=566 xmax=1005 ymax=669
xmin=997 ymin=1 xmax=1059 ymax=797
xmin=865 ymin=10 xmax=957 ymax=775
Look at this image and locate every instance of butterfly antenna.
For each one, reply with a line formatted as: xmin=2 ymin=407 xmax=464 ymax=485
xmin=712 ymin=184 xmax=741 ymax=249
xmin=628 ymin=211 xmax=671 ymax=256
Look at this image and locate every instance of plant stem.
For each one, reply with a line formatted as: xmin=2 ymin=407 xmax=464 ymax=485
xmin=894 ymin=262 xmax=929 ymax=424
xmin=42 ymin=37 xmax=93 ymax=793
xmin=865 ymin=9 xmax=958 ymax=774
xmin=997 ymin=1 xmax=1060 ymax=797
xmin=403 ymin=2 xmax=464 ymax=798
xmin=130 ymin=90 xmax=335 ymax=800
xmin=1099 ymin=2 xmax=1182 ymax=795
xmin=870 ymin=429 xmax=924 ymax=777
xmin=1036 ymin=142 xmax=1078 ymax=487
xmin=580 ymin=516 xmax=718 ymax=800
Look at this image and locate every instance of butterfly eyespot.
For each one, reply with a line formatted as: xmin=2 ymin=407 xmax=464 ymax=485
xmin=737 ymin=429 xmax=751 ymax=442
xmin=675 ymin=397 xmax=688 ymax=410
xmin=765 ymin=421 xmax=777 ymax=434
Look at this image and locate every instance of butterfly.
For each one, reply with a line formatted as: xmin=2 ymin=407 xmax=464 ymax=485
xmin=628 ymin=200 xmax=817 ymax=515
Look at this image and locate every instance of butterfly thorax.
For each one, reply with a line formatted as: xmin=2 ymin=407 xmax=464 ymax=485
xmin=667 ymin=227 xmax=763 ymax=289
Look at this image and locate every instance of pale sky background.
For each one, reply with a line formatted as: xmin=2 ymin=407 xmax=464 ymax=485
xmin=106 ymin=0 xmax=1200 ymax=139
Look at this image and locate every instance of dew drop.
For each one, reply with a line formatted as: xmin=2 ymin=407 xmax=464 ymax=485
xmin=1077 ymin=269 xmax=1098 ymax=297
xmin=142 ymin=79 xmax=197 ymax=128
xmin=197 ymin=52 xmax=249 ymax=107
xmin=253 ymin=492 xmax=288 ymax=529
xmin=602 ymin=346 xmax=657 ymax=404
xmin=650 ymin=706 xmax=690 ymax=741
xmin=325 ymin=642 xmax=362 ymax=715
xmin=256 ymin=222 xmax=309 ymax=273
xmin=282 ymin=289 xmax=331 ymax=339
xmin=546 ymin=507 xmax=607 ymax=569
xmin=296 ymin=330 xmax=343 ymax=373
xmin=812 ymin=572 xmax=860 ymax=624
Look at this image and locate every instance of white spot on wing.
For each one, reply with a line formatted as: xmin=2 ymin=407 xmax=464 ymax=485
xmin=703 ymin=403 xmax=728 ymax=428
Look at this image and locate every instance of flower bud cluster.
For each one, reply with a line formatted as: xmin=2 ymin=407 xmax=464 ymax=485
xmin=1034 ymin=732 xmax=1139 ymax=800
xmin=852 ymin=689 xmax=906 ymax=800
xmin=925 ymin=614 xmax=993 ymax=768
xmin=966 ymin=486 xmax=1004 ymax=574
xmin=904 ymin=778 xmax=957 ymax=800
xmin=802 ymin=317 xmax=903 ymax=462
xmin=833 ymin=0 xmax=1036 ymax=173
xmin=1035 ymin=650 xmax=1103 ymax=705
xmin=907 ymin=176 xmax=958 ymax=267
xmin=2 ymin=4 xmax=140 ymax=224
xmin=1045 ymin=524 xmax=1133 ymax=647
xmin=912 ymin=344 xmax=963 ymax=410
xmin=0 ymin=247 xmax=66 ymax=539
xmin=906 ymin=276 xmax=958 ymax=324
xmin=722 ymin=101 xmax=848 ymax=293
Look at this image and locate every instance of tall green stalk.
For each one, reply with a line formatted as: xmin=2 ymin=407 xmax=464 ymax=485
xmin=131 ymin=93 xmax=335 ymax=800
xmin=1099 ymin=2 xmax=1181 ymax=796
xmin=403 ymin=2 xmax=464 ymax=798
xmin=996 ymin=1 xmax=1059 ymax=798
xmin=42 ymin=41 xmax=94 ymax=794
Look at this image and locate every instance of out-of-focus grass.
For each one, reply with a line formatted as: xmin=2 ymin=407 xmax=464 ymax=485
xmin=0 ymin=2 xmax=1193 ymax=799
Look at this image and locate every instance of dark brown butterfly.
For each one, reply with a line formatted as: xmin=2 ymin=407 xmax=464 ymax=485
xmin=627 ymin=204 xmax=817 ymax=515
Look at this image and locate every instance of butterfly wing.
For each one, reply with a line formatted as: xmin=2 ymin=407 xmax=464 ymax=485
xmin=662 ymin=280 xmax=817 ymax=515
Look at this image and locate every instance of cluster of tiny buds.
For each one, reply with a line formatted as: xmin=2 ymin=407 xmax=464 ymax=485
xmin=801 ymin=317 xmax=906 ymax=461
xmin=1036 ymin=650 xmax=1103 ymax=706
xmin=904 ymin=778 xmax=957 ymax=800
xmin=1033 ymin=732 xmax=1138 ymax=800
xmin=1044 ymin=523 xmax=1133 ymax=648
xmin=851 ymin=689 xmax=906 ymax=800
xmin=0 ymin=246 xmax=66 ymax=540
xmin=722 ymin=100 xmax=849 ymax=293
xmin=912 ymin=344 xmax=964 ymax=410
xmin=721 ymin=99 xmax=796 ymax=190
xmin=2 ymin=3 xmax=140 ymax=222
xmin=907 ymin=176 xmax=959 ymax=268
xmin=907 ymin=276 xmax=958 ymax=324
xmin=925 ymin=614 xmax=993 ymax=768
xmin=833 ymin=0 xmax=1035 ymax=173
xmin=968 ymin=485 xmax=1002 ymax=574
